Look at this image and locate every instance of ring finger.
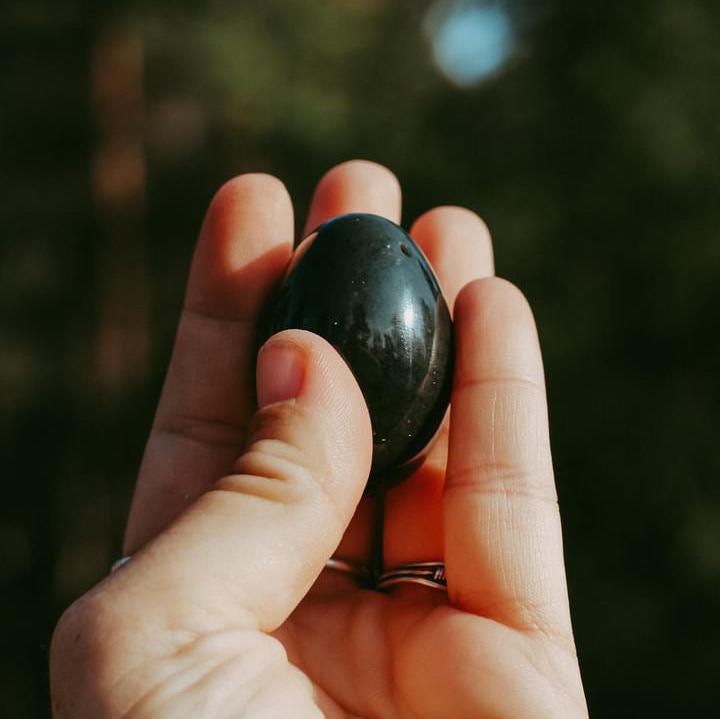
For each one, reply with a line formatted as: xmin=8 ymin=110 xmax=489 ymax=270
xmin=382 ymin=206 xmax=494 ymax=576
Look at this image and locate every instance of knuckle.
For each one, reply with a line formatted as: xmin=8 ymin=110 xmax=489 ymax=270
xmin=229 ymin=440 xmax=318 ymax=504
xmin=218 ymin=402 xmax=341 ymax=518
xmin=244 ymin=402 xmax=324 ymax=461
xmin=244 ymin=399 xmax=298 ymax=438
xmin=447 ymin=463 xmax=558 ymax=505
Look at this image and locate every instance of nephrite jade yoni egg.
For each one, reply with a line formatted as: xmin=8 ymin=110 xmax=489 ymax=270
xmin=261 ymin=213 xmax=453 ymax=493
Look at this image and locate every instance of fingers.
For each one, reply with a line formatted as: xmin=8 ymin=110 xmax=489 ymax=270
xmin=411 ymin=207 xmax=494 ymax=314
xmin=383 ymin=207 xmax=494 ymax=569
xmin=113 ymin=330 xmax=373 ymax=632
xmin=444 ymin=278 xmax=574 ymax=640
xmin=301 ymin=160 xmax=402 ymax=569
xmin=124 ymin=174 xmax=294 ymax=553
xmin=125 ymin=161 xmax=401 ymax=562
xmin=303 ymin=159 xmax=401 ymax=234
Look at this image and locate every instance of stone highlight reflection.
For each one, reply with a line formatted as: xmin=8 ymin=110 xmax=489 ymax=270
xmin=261 ymin=213 xmax=454 ymax=492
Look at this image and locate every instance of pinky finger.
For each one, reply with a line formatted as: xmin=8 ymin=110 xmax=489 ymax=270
xmin=444 ymin=278 xmax=574 ymax=643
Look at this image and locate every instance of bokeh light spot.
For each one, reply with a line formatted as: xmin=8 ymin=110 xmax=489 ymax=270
xmin=426 ymin=1 xmax=516 ymax=86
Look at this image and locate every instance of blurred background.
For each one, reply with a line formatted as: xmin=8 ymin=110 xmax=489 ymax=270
xmin=2 ymin=0 xmax=719 ymax=715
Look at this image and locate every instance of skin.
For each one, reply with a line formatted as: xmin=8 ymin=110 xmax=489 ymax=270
xmin=50 ymin=161 xmax=589 ymax=718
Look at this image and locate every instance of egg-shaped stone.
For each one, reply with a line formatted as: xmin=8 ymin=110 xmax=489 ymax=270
xmin=261 ymin=212 xmax=453 ymax=493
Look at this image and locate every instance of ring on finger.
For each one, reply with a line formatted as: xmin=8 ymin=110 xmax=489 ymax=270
xmin=375 ymin=561 xmax=447 ymax=592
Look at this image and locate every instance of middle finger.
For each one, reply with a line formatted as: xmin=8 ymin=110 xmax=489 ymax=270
xmin=302 ymin=160 xmax=402 ymax=574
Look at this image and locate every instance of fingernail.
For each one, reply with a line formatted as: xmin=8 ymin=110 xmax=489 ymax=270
xmin=257 ymin=339 xmax=306 ymax=407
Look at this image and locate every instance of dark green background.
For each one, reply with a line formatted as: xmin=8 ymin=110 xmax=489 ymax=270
xmin=3 ymin=1 xmax=719 ymax=716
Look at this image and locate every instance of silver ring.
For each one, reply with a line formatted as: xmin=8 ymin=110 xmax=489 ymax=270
xmin=375 ymin=561 xmax=447 ymax=592
xmin=111 ymin=555 xmax=132 ymax=573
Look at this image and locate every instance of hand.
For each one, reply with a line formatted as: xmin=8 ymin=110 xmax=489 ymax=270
xmin=51 ymin=160 xmax=588 ymax=718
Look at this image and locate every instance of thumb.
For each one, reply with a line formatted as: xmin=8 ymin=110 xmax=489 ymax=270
xmin=112 ymin=330 xmax=373 ymax=631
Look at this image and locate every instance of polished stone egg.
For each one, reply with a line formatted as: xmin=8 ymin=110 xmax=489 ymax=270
xmin=261 ymin=213 xmax=453 ymax=493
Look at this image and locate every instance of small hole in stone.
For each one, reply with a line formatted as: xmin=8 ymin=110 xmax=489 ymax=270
xmin=400 ymin=243 xmax=411 ymax=257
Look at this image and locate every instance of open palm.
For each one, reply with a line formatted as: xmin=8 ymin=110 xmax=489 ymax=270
xmin=51 ymin=161 xmax=587 ymax=718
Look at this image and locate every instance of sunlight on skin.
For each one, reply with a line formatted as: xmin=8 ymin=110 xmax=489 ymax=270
xmin=384 ymin=206 xmax=495 ymax=571
xmin=51 ymin=161 xmax=588 ymax=719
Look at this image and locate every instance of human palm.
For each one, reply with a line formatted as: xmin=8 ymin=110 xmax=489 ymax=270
xmin=51 ymin=161 xmax=587 ymax=718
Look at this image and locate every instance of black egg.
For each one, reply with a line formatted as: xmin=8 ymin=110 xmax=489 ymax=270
xmin=261 ymin=213 xmax=453 ymax=493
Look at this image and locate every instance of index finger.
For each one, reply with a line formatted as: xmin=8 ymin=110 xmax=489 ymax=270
xmin=444 ymin=277 xmax=574 ymax=643
xmin=124 ymin=175 xmax=294 ymax=553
